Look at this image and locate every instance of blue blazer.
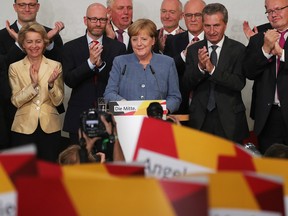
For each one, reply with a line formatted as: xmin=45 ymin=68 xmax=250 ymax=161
xmin=104 ymin=53 xmax=181 ymax=113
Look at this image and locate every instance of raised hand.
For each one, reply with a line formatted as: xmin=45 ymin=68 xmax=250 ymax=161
xmin=198 ymin=46 xmax=214 ymax=72
xmin=47 ymin=21 xmax=65 ymax=40
xmin=183 ymin=39 xmax=199 ymax=57
xmin=30 ymin=64 xmax=39 ymax=88
xmin=263 ymin=29 xmax=279 ymax=54
xmin=48 ymin=67 xmax=61 ymax=88
xmin=270 ymin=36 xmax=283 ymax=57
xmin=89 ymin=41 xmax=103 ymax=66
xmin=105 ymin=15 xmax=116 ymax=40
xmin=158 ymin=28 xmax=168 ymax=52
xmin=243 ymin=21 xmax=258 ymax=40
xmin=6 ymin=20 xmax=18 ymax=41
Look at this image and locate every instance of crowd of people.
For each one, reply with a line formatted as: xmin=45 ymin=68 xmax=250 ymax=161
xmin=1 ymin=0 xmax=288 ymax=163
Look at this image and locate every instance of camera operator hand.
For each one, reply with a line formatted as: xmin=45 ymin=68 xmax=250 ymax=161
xmin=78 ymin=129 xmax=106 ymax=163
xmin=166 ymin=115 xmax=182 ymax=125
xmin=95 ymin=152 xmax=106 ymax=163
xmin=100 ymin=113 xmax=125 ymax=161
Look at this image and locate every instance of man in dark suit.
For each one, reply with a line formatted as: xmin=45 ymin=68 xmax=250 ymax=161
xmin=0 ymin=0 xmax=64 ymax=149
xmin=62 ymin=3 xmax=126 ymax=144
xmin=183 ymin=3 xmax=249 ymax=143
xmin=164 ymin=0 xmax=206 ymax=114
xmin=156 ymin=0 xmax=184 ymax=53
xmin=105 ymin=0 xmax=133 ymax=53
xmin=242 ymin=21 xmax=272 ymax=121
xmin=243 ymin=0 xmax=288 ymax=153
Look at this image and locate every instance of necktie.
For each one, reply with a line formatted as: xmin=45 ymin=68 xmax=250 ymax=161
xmin=207 ymin=45 xmax=218 ymax=112
xmin=92 ymin=40 xmax=99 ymax=45
xmin=116 ymin=29 xmax=124 ymax=43
xmin=192 ymin=36 xmax=199 ymax=42
xmin=277 ymin=31 xmax=287 ymax=73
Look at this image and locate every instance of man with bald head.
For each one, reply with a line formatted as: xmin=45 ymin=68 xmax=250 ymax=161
xmin=62 ymin=3 xmax=126 ymax=144
xmin=243 ymin=0 xmax=288 ymax=153
xmin=157 ymin=0 xmax=184 ymax=53
xmin=164 ymin=0 xmax=206 ymax=114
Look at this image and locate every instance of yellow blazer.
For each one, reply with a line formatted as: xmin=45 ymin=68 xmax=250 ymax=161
xmin=9 ymin=56 xmax=64 ymax=134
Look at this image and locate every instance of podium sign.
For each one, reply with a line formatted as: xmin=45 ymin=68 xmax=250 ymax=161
xmin=108 ymin=100 xmax=167 ymax=116
xmin=108 ymin=100 xmax=166 ymax=161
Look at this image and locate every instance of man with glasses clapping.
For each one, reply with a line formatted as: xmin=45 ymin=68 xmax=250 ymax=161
xmin=62 ymin=3 xmax=126 ymax=144
xmin=243 ymin=0 xmax=288 ymax=154
xmin=163 ymin=0 xmax=206 ymax=115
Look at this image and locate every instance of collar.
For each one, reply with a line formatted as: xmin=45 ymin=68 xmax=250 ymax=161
xmin=111 ymin=22 xmax=128 ymax=33
xmin=86 ymin=34 xmax=103 ymax=45
xmin=163 ymin=26 xmax=181 ymax=35
xmin=16 ymin=20 xmax=22 ymax=30
xmin=207 ymin=35 xmax=225 ymax=49
xmin=188 ymin=31 xmax=205 ymax=42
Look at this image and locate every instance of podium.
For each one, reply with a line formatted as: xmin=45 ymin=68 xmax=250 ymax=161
xmin=108 ymin=100 xmax=167 ymax=161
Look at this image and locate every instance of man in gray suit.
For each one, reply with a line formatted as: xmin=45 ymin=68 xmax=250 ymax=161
xmin=183 ymin=3 xmax=249 ymax=143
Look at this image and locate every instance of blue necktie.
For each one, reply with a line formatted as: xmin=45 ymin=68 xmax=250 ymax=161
xmin=207 ymin=45 xmax=218 ymax=112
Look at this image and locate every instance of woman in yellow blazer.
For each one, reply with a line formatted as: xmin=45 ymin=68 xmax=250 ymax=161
xmin=8 ymin=22 xmax=64 ymax=162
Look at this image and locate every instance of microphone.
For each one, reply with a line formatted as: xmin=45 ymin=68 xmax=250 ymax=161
xmin=149 ymin=65 xmax=162 ymax=100
xmin=121 ymin=64 xmax=127 ymax=75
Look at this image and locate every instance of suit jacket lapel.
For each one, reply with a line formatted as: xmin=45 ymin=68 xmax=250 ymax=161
xmin=11 ymin=21 xmax=19 ymax=33
xmin=101 ymin=35 xmax=109 ymax=59
xmin=279 ymin=37 xmax=288 ymax=72
xmin=216 ymin=36 xmax=229 ymax=72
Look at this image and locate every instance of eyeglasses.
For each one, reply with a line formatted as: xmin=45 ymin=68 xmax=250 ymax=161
xmin=265 ymin=5 xmax=288 ymax=16
xmin=184 ymin=13 xmax=202 ymax=19
xmin=16 ymin=3 xmax=38 ymax=9
xmin=86 ymin=17 xmax=108 ymax=24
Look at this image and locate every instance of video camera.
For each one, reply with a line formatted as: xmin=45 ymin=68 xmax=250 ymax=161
xmin=79 ymin=108 xmax=115 ymax=162
xmin=80 ymin=108 xmax=112 ymax=138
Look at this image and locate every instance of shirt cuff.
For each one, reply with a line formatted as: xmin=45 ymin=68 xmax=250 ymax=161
xmin=46 ymin=41 xmax=54 ymax=51
xmin=262 ymin=47 xmax=273 ymax=59
xmin=87 ymin=59 xmax=96 ymax=70
xmin=97 ymin=61 xmax=106 ymax=71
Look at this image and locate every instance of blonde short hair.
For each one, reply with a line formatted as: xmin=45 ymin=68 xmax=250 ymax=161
xmin=128 ymin=18 xmax=157 ymax=38
xmin=18 ymin=22 xmax=49 ymax=51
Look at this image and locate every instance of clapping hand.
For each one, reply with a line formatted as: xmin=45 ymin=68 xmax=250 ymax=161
xmin=198 ymin=46 xmax=214 ymax=73
xmin=47 ymin=21 xmax=65 ymax=41
xmin=48 ymin=67 xmax=61 ymax=88
xmin=30 ymin=64 xmax=39 ymax=88
xmin=243 ymin=21 xmax=258 ymax=40
xmin=6 ymin=20 xmax=18 ymax=41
